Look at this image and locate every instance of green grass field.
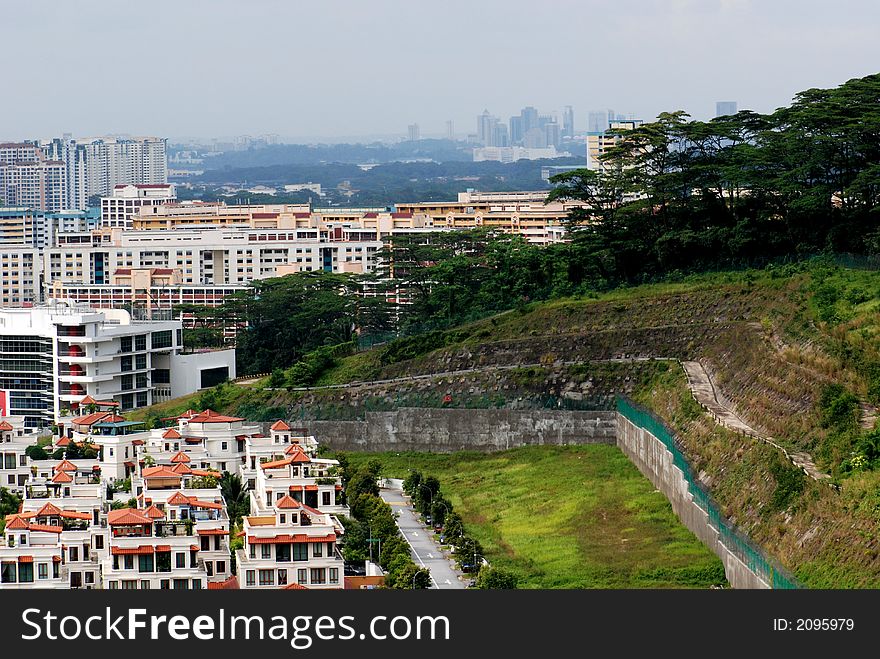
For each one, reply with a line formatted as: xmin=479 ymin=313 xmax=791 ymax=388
xmin=347 ymin=446 xmax=725 ymax=589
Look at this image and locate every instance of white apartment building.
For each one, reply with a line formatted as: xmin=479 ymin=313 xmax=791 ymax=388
xmin=101 ymin=183 xmax=176 ymax=229
xmin=235 ymin=419 xmax=346 ymax=590
xmin=587 ymin=119 xmax=644 ymax=172
xmin=0 ymin=302 xmax=235 ymax=428
xmin=0 ymin=416 xmax=41 ymax=493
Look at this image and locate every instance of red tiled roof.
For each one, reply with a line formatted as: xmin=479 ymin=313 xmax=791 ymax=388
xmin=270 ymin=420 xmax=290 ymax=431
xmin=0 ymin=421 xmax=13 ymax=431
xmin=167 ymin=492 xmax=191 ymax=505
xmin=107 ymin=508 xmax=151 ymax=526
xmin=282 ymin=582 xmax=308 ymax=590
xmin=252 ymin=212 xmax=279 ymax=219
xmin=5 ymin=515 xmax=29 ymax=530
xmin=144 ymin=505 xmax=165 ymax=519
xmin=55 ymin=436 xmax=71 ymax=447
xmin=260 ymin=457 xmax=292 ymax=469
xmin=187 ymin=409 xmax=244 ymax=424
xmin=71 ymin=411 xmax=112 ymax=426
xmin=171 ymin=462 xmax=192 ymax=474
xmin=53 ymin=459 xmax=77 ymax=472
xmin=111 ymin=545 xmax=154 ymax=555
xmin=142 ymin=466 xmax=181 ymax=480
xmin=28 ymin=524 xmax=63 ymax=534
xmin=155 ymin=545 xmax=171 ymax=552
xmin=123 ymin=461 xmax=135 ymax=468
xmin=170 ymin=450 xmax=191 ymax=463
xmin=197 ymin=528 xmax=229 ymax=536
xmin=51 ymin=470 xmax=73 ymax=483
xmin=162 ymin=428 xmax=182 ymax=439
xmin=52 ymin=556 xmax=62 ymax=563
xmin=189 ymin=499 xmax=223 ymax=510
xmin=59 ymin=510 xmax=91 ymax=520
xmin=132 ymin=439 xmax=144 ymax=445
xmin=190 ymin=544 xmax=200 ymax=551
xmin=36 ymin=502 xmax=62 ymax=516
xmin=191 ymin=469 xmax=220 ymax=478
xmin=248 ymin=534 xmax=335 ymax=544
xmin=18 ymin=555 xmax=33 ymax=563
xmin=274 ymin=494 xmax=300 ymax=509
xmin=391 ymin=212 xmax=413 ymax=218
xmin=207 ymin=576 xmax=239 ymax=590
xmin=283 ymin=446 xmax=311 ymax=462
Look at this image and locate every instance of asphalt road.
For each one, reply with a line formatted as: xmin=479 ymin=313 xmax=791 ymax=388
xmin=379 ymin=479 xmax=466 ymax=589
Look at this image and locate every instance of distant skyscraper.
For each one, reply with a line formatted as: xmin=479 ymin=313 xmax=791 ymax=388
xmin=509 ymin=116 xmax=523 ymax=145
xmin=407 ymin=123 xmax=420 ymax=141
xmin=520 ymin=106 xmax=539 ymax=135
xmin=544 ymin=122 xmax=561 ymax=148
xmin=445 ymin=120 xmax=455 ymax=141
xmin=493 ymin=123 xmax=509 ymax=148
xmin=716 ymin=101 xmax=738 ymax=117
xmin=562 ymin=106 xmax=574 ymax=138
xmin=477 ymin=110 xmax=498 ymax=146
xmin=587 ymin=111 xmax=606 ymax=133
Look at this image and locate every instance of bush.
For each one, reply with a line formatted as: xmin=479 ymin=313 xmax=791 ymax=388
xmin=769 ymin=458 xmax=805 ymax=511
xmin=25 ymin=444 xmax=49 ymax=461
xmin=819 ymin=384 xmax=859 ymax=431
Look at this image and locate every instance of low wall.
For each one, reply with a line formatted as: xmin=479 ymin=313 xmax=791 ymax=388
xmin=616 ymin=414 xmax=770 ymax=589
xmin=299 ymin=408 xmax=617 ymax=453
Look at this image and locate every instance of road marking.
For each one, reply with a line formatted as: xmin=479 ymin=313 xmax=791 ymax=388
xmin=444 ymin=579 xmax=451 ymax=585
xmin=412 ymin=531 xmax=419 ymax=537
xmin=427 ymin=553 xmax=434 ymax=559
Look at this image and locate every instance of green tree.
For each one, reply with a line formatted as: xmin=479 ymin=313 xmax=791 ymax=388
xmin=219 ymin=473 xmax=249 ymax=526
xmin=474 ymin=566 xmax=518 ymax=589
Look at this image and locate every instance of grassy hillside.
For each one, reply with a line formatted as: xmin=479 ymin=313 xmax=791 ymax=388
xmin=347 ymin=446 xmax=725 ymax=589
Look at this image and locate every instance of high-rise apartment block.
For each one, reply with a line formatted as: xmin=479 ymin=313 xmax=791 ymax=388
xmin=562 ymin=106 xmax=574 ymax=138
xmin=0 ymin=143 xmax=66 ymax=212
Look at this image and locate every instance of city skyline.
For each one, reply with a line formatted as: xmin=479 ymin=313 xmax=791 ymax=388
xmin=2 ymin=0 xmax=879 ymax=140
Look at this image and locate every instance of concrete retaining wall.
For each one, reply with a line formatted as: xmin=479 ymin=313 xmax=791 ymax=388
xmin=299 ymin=408 xmax=617 ymax=453
xmin=616 ymin=414 xmax=770 ymax=589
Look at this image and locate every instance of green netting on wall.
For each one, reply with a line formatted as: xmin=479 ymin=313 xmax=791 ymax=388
xmin=617 ymin=395 xmax=802 ymax=589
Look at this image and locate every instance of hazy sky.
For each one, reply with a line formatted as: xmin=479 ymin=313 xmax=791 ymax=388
xmin=3 ymin=0 xmax=880 ymax=142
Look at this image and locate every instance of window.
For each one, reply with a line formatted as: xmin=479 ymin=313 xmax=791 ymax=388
xmin=192 ymin=579 xmax=202 ymax=590
xmin=258 ymin=569 xmax=274 ymax=586
xmin=108 ymin=581 xmax=118 ymax=590
xmin=261 ymin=544 xmax=271 ymax=559
xmin=221 ymin=441 xmax=227 ymax=451
xmin=297 ymin=568 xmax=307 ymax=584
xmin=38 ymin=563 xmax=48 ymax=580
xmin=121 ymin=355 xmax=133 ymax=371
xmin=201 ymin=536 xmax=210 ymax=551
xmin=153 ymin=368 xmax=171 ymax=384
xmin=276 ymin=544 xmax=290 ymax=562
xmin=173 ymin=578 xmax=188 ymax=590
xmin=136 ymin=392 xmax=148 ymax=407
xmin=123 ymin=554 xmax=134 ymax=570
xmin=121 ymin=374 xmax=133 ymax=391
xmin=176 ymin=553 xmax=185 ymax=568
xmin=156 ymin=551 xmax=171 ymax=572
xmin=122 ymin=580 xmax=138 ymax=590
xmin=136 ymin=354 xmax=147 ymax=370
xmin=19 ymin=454 xmax=27 ymax=466
xmin=322 ymin=491 xmax=331 ymax=507
xmin=120 ymin=337 xmax=132 ymax=352
xmin=138 ymin=554 xmax=154 ymax=573
xmin=313 ymin=542 xmax=322 ymax=557
xmin=141 ymin=580 xmax=150 ymax=589
xmin=85 ymin=572 xmax=94 ymax=584
xmin=278 ymin=569 xmax=287 ymax=586
xmin=136 ymin=373 xmax=147 ymax=389
xmin=292 ymin=543 xmax=308 ymax=561
xmin=310 ymin=568 xmax=325 ymax=585
xmin=135 ymin=335 xmax=147 ymax=351
xmin=329 ymin=568 xmax=339 ymax=584
xmin=216 ymin=560 xmax=225 ymax=574
xmin=18 ymin=563 xmax=34 ymax=583
xmin=245 ymin=570 xmax=255 ymax=587
xmin=2 ymin=562 xmax=17 ymax=583
xmin=151 ymin=330 xmax=172 ymax=349
xmin=160 ymin=579 xmax=170 ymax=589
xmin=249 ymin=544 xmax=255 ymax=559
xmin=70 ymin=546 xmax=79 ymax=562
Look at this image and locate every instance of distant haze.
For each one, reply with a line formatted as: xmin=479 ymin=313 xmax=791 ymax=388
xmin=3 ymin=0 xmax=879 ymax=141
